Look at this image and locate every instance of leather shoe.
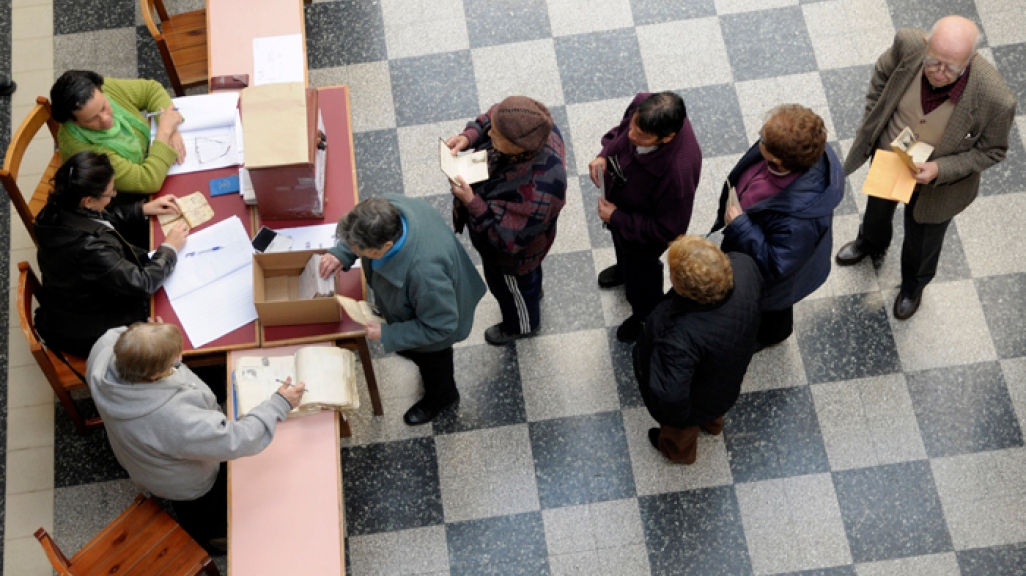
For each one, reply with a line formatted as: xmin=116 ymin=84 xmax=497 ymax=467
xmin=835 ymin=241 xmax=872 ymax=266
xmin=616 ymin=316 xmax=644 ymax=342
xmin=893 ymin=291 xmax=922 ymax=320
xmin=597 ymin=265 xmax=624 ymax=288
xmin=403 ymin=393 xmax=459 ymax=426
xmin=648 ymin=428 xmax=661 ymax=451
xmin=484 ymin=323 xmax=537 ymax=346
xmin=0 ymin=77 xmax=16 ymax=98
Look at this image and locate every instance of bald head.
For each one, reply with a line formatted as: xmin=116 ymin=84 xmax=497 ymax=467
xmin=923 ymin=16 xmax=979 ymax=87
xmin=114 ymin=322 xmax=183 ymax=382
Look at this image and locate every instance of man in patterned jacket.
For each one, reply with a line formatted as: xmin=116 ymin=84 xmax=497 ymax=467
xmin=835 ymin=15 xmax=1016 ymax=320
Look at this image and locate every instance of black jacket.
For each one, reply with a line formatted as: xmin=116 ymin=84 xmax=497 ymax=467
xmin=34 ymin=203 xmax=176 ymax=356
xmin=633 ymin=253 xmax=762 ymax=429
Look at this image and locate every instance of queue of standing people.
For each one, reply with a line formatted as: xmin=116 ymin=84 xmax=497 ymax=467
xmin=16 ymin=13 xmax=1015 ymax=553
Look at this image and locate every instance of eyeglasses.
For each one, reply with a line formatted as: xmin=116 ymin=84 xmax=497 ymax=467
xmin=98 ymin=190 xmax=117 ymax=199
xmin=923 ymin=56 xmax=966 ymax=76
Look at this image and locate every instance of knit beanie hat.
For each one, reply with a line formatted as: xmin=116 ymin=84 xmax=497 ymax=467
xmin=492 ymin=96 xmax=554 ymax=153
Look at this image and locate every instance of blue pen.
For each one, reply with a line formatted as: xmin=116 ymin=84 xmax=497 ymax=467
xmin=145 ymin=106 xmax=179 ymax=118
xmin=183 ymin=246 xmax=223 ymax=258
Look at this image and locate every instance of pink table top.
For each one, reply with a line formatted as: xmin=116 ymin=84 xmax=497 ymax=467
xmin=206 ymin=0 xmax=308 ymax=84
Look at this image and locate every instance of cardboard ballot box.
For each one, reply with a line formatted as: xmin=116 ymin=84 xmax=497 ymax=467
xmin=241 ymin=82 xmax=327 ymax=220
xmin=253 ymin=250 xmax=340 ymax=326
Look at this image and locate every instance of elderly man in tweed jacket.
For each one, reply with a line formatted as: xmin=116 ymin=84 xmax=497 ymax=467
xmin=836 ymin=15 xmax=1016 ymax=320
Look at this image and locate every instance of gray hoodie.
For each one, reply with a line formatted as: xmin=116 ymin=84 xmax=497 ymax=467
xmin=86 ymin=327 xmax=291 ymax=500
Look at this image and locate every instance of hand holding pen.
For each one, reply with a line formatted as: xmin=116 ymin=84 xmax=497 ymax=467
xmin=275 ymin=377 xmax=308 ymax=409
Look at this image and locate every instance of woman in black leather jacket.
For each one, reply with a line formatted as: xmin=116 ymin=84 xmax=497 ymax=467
xmin=34 ymin=151 xmax=189 ymax=357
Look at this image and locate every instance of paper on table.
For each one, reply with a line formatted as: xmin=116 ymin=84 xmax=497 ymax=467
xmin=271 ymin=223 xmax=337 ymax=251
xmin=163 ymin=216 xmax=253 ymax=300
xmin=172 ymin=266 xmax=258 ymax=347
xmin=155 ymin=93 xmax=243 ymax=175
xmin=253 ymin=34 xmax=306 ymax=86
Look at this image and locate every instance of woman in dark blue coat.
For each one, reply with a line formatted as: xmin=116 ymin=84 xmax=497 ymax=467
xmin=711 ymin=104 xmax=844 ymax=347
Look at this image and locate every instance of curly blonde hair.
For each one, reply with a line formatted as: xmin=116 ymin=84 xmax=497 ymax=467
xmin=667 ymin=235 xmax=733 ymax=305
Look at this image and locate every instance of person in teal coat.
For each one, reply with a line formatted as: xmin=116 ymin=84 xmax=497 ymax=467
xmin=320 ymin=194 xmax=486 ymax=425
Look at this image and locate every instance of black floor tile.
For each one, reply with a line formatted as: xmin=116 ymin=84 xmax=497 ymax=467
xmin=976 ymin=273 xmax=1026 ymax=359
xmin=54 ymin=0 xmax=133 ymax=35
xmin=720 ymin=7 xmax=818 ymax=82
xmin=795 ymin=292 xmax=902 ymax=384
xmin=53 ymin=401 xmax=129 ymax=488
xmin=723 ymin=387 xmax=830 ymax=483
xmin=554 ymin=29 xmax=647 ymax=105
xmin=353 ymin=129 xmax=403 ymax=200
xmin=833 ymin=461 xmax=953 ymax=563
xmin=529 ymin=411 xmax=635 ymax=509
xmin=305 ymin=0 xmax=388 ymax=68
xmin=341 ymin=437 xmax=443 ymax=536
xmin=580 ymin=174 xmax=614 ymax=250
xmin=536 ymin=251 xmax=606 ymax=337
xmin=639 ymin=487 xmax=752 ymax=576
xmin=135 ymin=25 xmax=172 ymax=93
xmin=608 ymin=326 xmax=645 ymax=409
xmin=548 ymin=106 xmax=577 ymax=176
xmin=906 ymin=361 xmax=1024 ymax=458
xmin=628 ymin=0 xmax=715 ymax=25
xmin=390 ymin=51 xmax=480 ymax=127
xmin=886 ymin=0 xmax=986 ymax=47
xmin=979 ymin=122 xmax=1026 ymax=197
xmin=433 ymin=344 xmax=526 ymax=435
xmin=992 ymin=43 xmax=1026 ymax=113
xmin=464 ymin=0 xmax=552 ymax=49
xmin=446 ymin=512 xmax=549 ymax=576
xmin=820 ymin=65 xmax=873 ymax=142
xmin=957 ymin=542 xmax=1026 ymax=576
xmin=678 ymin=83 xmax=750 ymax=157
xmin=776 ymin=568 xmax=857 ymax=576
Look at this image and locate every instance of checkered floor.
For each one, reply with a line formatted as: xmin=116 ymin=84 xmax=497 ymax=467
xmin=12 ymin=0 xmax=1026 ymax=574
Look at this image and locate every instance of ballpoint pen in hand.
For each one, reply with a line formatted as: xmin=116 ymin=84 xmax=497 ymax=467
xmin=145 ymin=106 xmax=179 ymax=118
xmin=182 ymin=246 xmax=224 ymax=258
xmin=275 ymin=379 xmax=308 ymax=391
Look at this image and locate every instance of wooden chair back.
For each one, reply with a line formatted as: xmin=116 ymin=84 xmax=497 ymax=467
xmin=0 ymin=96 xmax=60 ymax=247
xmin=16 ymin=261 xmax=103 ymax=435
xmin=34 ymin=495 xmax=220 ymax=575
xmin=140 ymin=0 xmax=209 ymax=96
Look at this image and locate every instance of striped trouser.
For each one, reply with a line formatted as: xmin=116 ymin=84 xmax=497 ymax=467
xmin=483 ymin=264 xmax=543 ymax=335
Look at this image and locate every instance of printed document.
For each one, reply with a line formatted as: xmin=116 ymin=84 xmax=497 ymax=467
xmin=253 ymin=34 xmax=306 ymax=86
xmin=153 ymin=92 xmax=243 ymax=175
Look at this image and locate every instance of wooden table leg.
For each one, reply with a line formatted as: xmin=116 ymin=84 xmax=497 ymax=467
xmin=338 ymin=337 xmax=383 ymax=416
xmin=340 ymin=414 xmax=352 ymax=438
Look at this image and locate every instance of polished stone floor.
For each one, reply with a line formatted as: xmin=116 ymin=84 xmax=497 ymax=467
xmin=4 ymin=0 xmax=1026 ymax=574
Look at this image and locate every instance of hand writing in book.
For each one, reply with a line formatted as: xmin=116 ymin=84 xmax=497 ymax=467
xmin=276 ymin=377 xmax=307 ymax=409
xmin=143 ymin=195 xmax=181 ymax=216
xmin=446 ymin=134 xmax=470 ymax=156
xmin=319 ymin=253 xmax=342 ymax=279
xmin=913 ymin=161 xmax=939 ymax=184
xmin=450 ymin=176 xmax=475 ymax=204
xmin=365 ymin=321 xmax=382 ymax=342
xmin=588 ymin=157 xmax=607 ymax=188
xmin=724 ymin=205 xmax=743 ymax=225
xmin=597 ymin=197 xmax=617 ymax=224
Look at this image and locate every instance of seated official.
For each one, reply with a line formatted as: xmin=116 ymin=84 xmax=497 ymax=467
xmin=34 ymin=151 xmax=187 ymax=357
xmin=633 ymin=235 xmax=763 ymax=465
xmin=51 ymin=70 xmax=185 ymax=194
xmin=87 ymin=323 xmax=306 ymax=553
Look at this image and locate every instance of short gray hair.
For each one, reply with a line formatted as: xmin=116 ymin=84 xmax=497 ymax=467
xmin=337 ymin=198 xmax=403 ymax=251
xmin=113 ymin=323 xmax=182 ymax=382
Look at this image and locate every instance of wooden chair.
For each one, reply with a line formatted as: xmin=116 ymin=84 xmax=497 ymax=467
xmin=16 ymin=261 xmax=102 ymax=435
xmin=0 ymin=96 xmax=60 ymax=247
xmin=35 ymin=495 xmax=220 ymax=575
xmin=140 ymin=0 xmax=208 ymax=96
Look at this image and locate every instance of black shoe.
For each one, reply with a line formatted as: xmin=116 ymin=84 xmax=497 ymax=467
xmin=403 ymin=393 xmax=459 ymax=426
xmin=835 ymin=241 xmax=872 ymax=266
xmin=484 ymin=323 xmax=537 ymax=345
xmin=893 ymin=291 xmax=922 ymax=320
xmin=0 ymin=77 xmax=15 ymax=98
xmin=648 ymin=428 xmax=661 ymax=451
xmin=616 ymin=317 xmax=644 ymax=342
xmin=597 ymin=265 xmax=624 ymax=288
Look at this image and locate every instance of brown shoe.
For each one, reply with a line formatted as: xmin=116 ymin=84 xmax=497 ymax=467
xmin=700 ymin=417 xmax=724 ymax=436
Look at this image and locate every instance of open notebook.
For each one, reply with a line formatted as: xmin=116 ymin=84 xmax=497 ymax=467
xmin=233 ymin=347 xmax=359 ymax=419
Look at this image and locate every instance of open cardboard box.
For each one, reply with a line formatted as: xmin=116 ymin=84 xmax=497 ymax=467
xmin=253 ymin=249 xmax=341 ymax=326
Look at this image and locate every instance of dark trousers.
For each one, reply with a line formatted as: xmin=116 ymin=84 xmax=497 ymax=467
xmin=397 ymin=347 xmax=458 ymax=407
xmin=483 ymin=263 xmax=543 ymax=334
xmin=758 ymin=306 xmax=793 ymax=346
xmin=613 ymin=234 xmax=664 ymax=322
xmin=170 ymin=462 xmax=227 ymax=551
xmin=856 ymin=193 xmax=952 ymax=298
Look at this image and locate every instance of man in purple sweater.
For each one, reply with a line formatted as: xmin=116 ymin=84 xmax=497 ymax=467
xmin=448 ymin=96 xmax=567 ymax=345
xmin=589 ymin=92 xmax=703 ymax=342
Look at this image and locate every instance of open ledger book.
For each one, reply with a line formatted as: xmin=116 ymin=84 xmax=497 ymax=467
xmin=439 ymin=138 xmax=488 ymax=185
xmin=151 ymin=92 xmax=243 ymax=176
xmin=157 ymin=192 xmax=214 ymax=234
xmin=234 ymin=347 xmax=359 ymax=419
xmin=336 ymin=295 xmax=385 ymax=325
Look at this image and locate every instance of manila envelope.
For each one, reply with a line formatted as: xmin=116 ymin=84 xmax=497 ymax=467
xmin=861 ymin=149 xmax=917 ymax=204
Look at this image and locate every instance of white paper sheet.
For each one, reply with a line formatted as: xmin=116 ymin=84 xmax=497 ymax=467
xmin=172 ymin=266 xmax=258 ymax=347
xmin=253 ymin=34 xmax=306 ymax=86
xmin=152 ymin=92 xmax=244 ymax=175
xmin=271 ymin=223 xmax=338 ymax=251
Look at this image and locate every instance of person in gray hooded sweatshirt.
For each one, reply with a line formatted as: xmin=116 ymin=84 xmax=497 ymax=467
xmin=86 ymin=322 xmax=306 ymax=553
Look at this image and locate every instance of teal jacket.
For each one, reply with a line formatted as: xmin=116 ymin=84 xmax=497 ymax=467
xmin=328 ymin=195 xmax=486 ymax=353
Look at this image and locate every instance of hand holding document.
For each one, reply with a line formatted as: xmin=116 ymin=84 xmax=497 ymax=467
xmin=157 ymin=192 xmax=215 ymax=234
xmin=335 ymin=295 xmax=385 ymax=325
xmin=861 ymin=149 xmax=917 ymax=204
xmin=439 ymin=138 xmax=488 ymax=185
xmin=890 ymin=127 xmax=934 ymax=175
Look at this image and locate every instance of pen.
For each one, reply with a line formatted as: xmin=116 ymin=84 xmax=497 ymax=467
xmin=182 ymin=246 xmax=224 ymax=258
xmin=275 ymin=378 xmax=309 ymax=390
xmin=145 ymin=106 xmax=179 ymax=118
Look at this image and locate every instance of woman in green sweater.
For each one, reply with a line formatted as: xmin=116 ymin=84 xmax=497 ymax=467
xmin=51 ymin=70 xmax=185 ymax=194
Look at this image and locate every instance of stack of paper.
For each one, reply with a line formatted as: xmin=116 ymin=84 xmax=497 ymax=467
xmin=162 ymin=216 xmax=258 ymax=346
xmin=298 ymin=254 xmax=335 ymax=299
